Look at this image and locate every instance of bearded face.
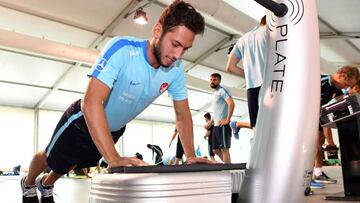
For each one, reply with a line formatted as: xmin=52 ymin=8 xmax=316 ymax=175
xmin=152 ymin=25 xmax=195 ymax=67
xmin=210 ymin=76 xmax=220 ymax=89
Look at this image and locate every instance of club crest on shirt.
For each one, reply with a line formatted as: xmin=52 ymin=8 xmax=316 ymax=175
xmin=159 ymin=82 xmax=169 ymax=93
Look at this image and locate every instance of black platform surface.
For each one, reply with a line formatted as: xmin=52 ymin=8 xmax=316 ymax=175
xmin=107 ymin=163 xmax=246 ymax=174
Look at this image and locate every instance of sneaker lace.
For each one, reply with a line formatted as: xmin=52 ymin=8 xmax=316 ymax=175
xmin=37 ymin=174 xmax=54 ymax=197
xmin=41 ymin=187 xmax=54 ymax=197
xmin=23 ymin=186 xmax=37 ymax=197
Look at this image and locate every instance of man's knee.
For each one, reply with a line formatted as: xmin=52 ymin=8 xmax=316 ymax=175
xmin=35 ymin=150 xmax=48 ymax=162
xmin=221 ymin=148 xmax=230 ymax=153
xmin=213 ymin=149 xmax=220 ymax=154
xmin=317 ymin=131 xmax=325 ymax=145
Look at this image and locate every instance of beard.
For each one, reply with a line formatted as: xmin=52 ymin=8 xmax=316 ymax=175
xmin=153 ymin=38 xmax=171 ymax=68
xmin=210 ymin=83 xmax=219 ymax=89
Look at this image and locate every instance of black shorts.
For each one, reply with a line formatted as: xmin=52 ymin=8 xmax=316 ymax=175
xmin=175 ymin=136 xmax=184 ymax=159
xmin=212 ymin=125 xmax=231 ymax=149
xmin=45 ymin=99 xmax=125 ymax=174
xmin=318 ymin=124 xmax=323 ymax=132
xmin=208 ymin=134 xmax=215 ymax=157
xmin=247 ymin=86 xmax=261 ymax=128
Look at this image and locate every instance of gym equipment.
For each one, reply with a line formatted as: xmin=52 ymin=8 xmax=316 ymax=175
xmin=238 ymin=0 xmax=320 ymax=202
xmin=320 ymin=93 xmax=360 ymax=201
xmin=320 ymin=93 xmax=360 ymax=128
xmin=89 ymin=164 xmax=245 ymax=203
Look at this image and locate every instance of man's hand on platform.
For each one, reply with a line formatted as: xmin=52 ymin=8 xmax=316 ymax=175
xmin=185 ymin=157 xmax=220 ymax=165
xmin=108 ymin=156 xmax=149 ymax=167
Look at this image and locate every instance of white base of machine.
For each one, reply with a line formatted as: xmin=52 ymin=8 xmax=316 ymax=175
xmin=89 ymin=171 xmax=236 ymax=203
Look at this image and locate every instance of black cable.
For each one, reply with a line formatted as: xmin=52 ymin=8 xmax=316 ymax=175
xmin=254 ymin=0 xmax=288 ymax=17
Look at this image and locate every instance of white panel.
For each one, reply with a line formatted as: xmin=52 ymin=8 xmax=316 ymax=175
xmin=0 ymin=50 xmax=69 ymax=87
xmin=0 ymin=106 xmax=34 ymax=169
xmin=0 ymin=0 xmax=131 ymax=34
xmin=136 ymin=104 xmax=176 ymax=123
xmin=192 ymin=112 xmax=210 ymax=126
xmin=152 ymin=123 xmax=177 ymax=161
xmin=349 ymin=39 xmax=360 ymax=58
xmin=0 ymin=83 xmax=47 ymax=108
xmin=183 ymin=27 xmax=229 ymax=61
xmin=201 ymin=12 xmax=241 ymax=35
xmin=152 ymin=92 xmax=173 ymax=107
xmin=233 ymin=99 xmax=249 ymax=118
xmin=193 ymin=125 xmax=209 ymax=157
xmin=111 ymin=4 xmax=162 ymax=39
xmin=318 ymin=21 xmax=335 ymax=33
xmin=201 ymin=39 xmax=238 ymax=70
xmin=41 ymin=90 xmax=83 ymax=111
xmin=318 ymin=0 xmax=360 ymax=32
xmin=320 ymin=40 xmax=360 ymax=65
xmin=38 ymin=110 xmax=63 ymax=151
xmin=59 ymin=66 xmax=89 ymax=92
xmin=122 ymin=121 xmax=153 ymax=163
xmin=230 ymin=127 xmax=254 ymax=163
xmin=224 ymin=0 xmax=266 ymax=22
xmin=187 ymin=89 xmax=212 ymax=110
xmin=0 ymin=6 xmax=98 ymax=47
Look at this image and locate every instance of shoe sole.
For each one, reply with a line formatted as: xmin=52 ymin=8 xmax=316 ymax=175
xmin=314 ymin=180 xmax=337 ymax=184
xmin=310 ymin=186 xmax=325 ymax=189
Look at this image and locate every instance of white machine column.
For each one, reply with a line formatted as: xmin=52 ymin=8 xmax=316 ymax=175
xmin=238 ymin=0 xmax=320 ymax=202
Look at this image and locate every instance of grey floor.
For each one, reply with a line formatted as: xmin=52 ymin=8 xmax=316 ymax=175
xmin=1 ymin=166 xmax=358 ymax=203
xmin=306 ymin=165 xmax=360 ymax=203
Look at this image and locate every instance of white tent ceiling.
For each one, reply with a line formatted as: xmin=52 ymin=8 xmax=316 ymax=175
xmin=0 ymin=0 xmax=359 ymax=125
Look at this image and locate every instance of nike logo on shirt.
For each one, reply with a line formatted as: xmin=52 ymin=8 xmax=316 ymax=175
xmin=130 ymin=81 xmax=141 ymax=85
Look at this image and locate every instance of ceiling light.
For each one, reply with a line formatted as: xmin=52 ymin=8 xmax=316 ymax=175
xmin=134 ymin=8 xmax=148 ymax=25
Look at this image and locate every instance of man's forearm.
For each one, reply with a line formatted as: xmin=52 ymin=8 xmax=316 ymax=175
xmin=227 ymin=105 xmax=234 ymax=121
xmin=82 ymin=101 xmax=120 ymax=165
xmin=177 ymin=114 xmax=196 ymax=158
xmin=173 ymin=99 xmax=196 ymax=158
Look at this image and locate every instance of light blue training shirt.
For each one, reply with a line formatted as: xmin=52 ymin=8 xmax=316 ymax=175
xmin=212 ymin=86 xmax=232 ymax=126
xmin=232 ymin=25 xmax=268 ymax=89
xmin=88 ymin=36 xmax=188 ymax=131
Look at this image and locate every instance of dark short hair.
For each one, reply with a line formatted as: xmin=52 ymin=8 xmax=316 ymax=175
xmin=210 ymin=73 xmax=221 ymax=80
xmin=204 ymin=112 xmax=211 ymax=120
xmin=337 ymin=64 xmax=360 ymax=81
xmin=157 ymin=0 xmax=205 ymax=35
xmin=354 ymin=80 xmax=360 ymax=88
xmin=135 ymin=152 xmax=143 ymax=160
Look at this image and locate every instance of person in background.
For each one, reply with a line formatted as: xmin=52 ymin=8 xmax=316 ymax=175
xmin=203 ymin=112 xmax=215 ymax=160
xmin=210 ymin=73 xmax=235 ymax=164
xmin=226 ymin=16 xmax=268 ymax=130
xmin=169 ymin=128 xmax=184 ymax=165
xmin=349 ymin=79 xmax=360 ymax=95
xmin=229 ymin=120 xmax=251 ymax=140
xmin=314 ymin=65 xmax=359 ymax=184
xmin=147 ymin=144 xmax=163 ymax=165
xmin=195 ymin=145 xmax=202 ymax=157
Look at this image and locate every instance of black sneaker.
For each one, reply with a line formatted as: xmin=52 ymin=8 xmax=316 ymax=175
xmin=36 ymin=174 xmax=55 ymax=203
xmin=21 ymin=176 xmax=39 ymax=203
xmin=314 ymin=172 xmax=337 ymax=184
